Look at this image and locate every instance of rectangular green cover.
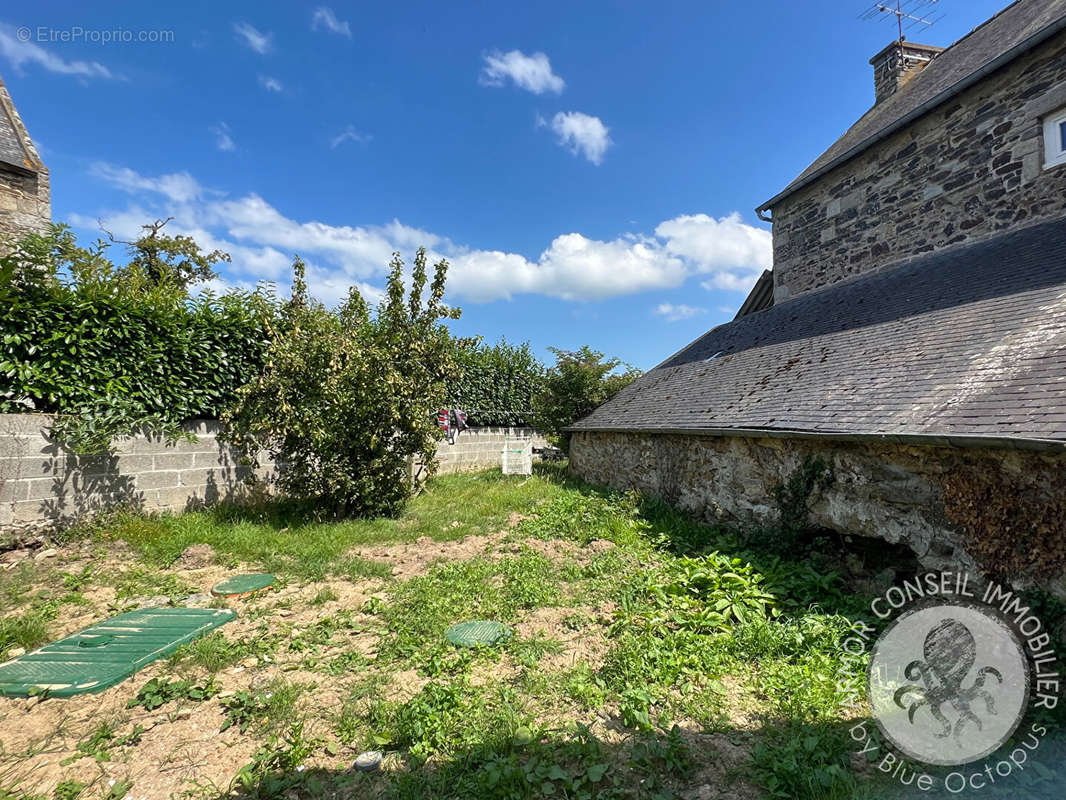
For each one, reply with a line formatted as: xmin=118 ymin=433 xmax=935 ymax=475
xmin=0 ymin=607 xmax=235 ymax=698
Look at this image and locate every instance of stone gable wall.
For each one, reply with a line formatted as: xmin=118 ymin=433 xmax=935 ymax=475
xmin=0 ymin=164 xmax=50 ymax=242
xmin=771 ymin=30 xmax=1066 ymax=301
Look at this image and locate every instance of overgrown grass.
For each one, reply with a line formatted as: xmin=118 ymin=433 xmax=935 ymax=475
xmin=87 ymin=469 xmax=574 ymax=579
xmin=10 ymin=464 xmax=1065 ymax=800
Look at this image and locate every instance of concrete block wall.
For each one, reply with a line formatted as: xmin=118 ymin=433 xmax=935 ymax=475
xmin=434 ymin=427 xmax=547 ymax=474
xmin=0 ymin=414 xmax=270 ymax=533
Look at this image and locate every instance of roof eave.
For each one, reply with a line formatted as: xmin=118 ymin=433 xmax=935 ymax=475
xmin=565 ymin=424 xmax=1066 ymax=453
xmin=755 ymin=12 xmax=1066 ymax=216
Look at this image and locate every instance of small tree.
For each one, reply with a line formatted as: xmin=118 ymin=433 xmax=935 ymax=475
xmin=534 ymin=346 xmax=640 ymax=452
xmin=223 ymin=248 xmax=461 ymax=517
xmin=103 ymin=217 xmax=231 ymax=290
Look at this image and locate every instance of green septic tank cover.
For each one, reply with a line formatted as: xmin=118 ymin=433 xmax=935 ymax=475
xmin=445 ymin=620 xmax=512 ymax=648
xmin=211 ymin=573 xmax=275 ymax=598
xmin=0 ymin=608 xmax=234 ymax=698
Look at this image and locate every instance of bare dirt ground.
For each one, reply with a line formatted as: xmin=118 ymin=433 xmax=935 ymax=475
xmin=0 ymin=523 xmax=763 ymax=800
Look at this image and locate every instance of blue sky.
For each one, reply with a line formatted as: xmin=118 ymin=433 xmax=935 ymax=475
xmin=2 ymin=0 xmax=1010 ymax=369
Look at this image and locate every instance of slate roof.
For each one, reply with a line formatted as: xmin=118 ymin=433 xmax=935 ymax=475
xmin=571 ymin=218 xmax=1066 ymax=447
xmin=734 ymin=270 xmax=773 ymax=319
xmin=757 ymin=0 xmax=1066 ymax=214
xmin=0 ymin=76 xmax=43 ymax=174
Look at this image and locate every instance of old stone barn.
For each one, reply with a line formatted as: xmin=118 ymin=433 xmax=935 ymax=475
xmin=570 ymin=0 xmax=1066 ymax=595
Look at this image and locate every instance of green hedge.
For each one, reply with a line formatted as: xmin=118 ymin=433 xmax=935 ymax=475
xmin=0 ymin=227 xmax=275 ymax=437
xmin=449 ymin=339 xmax=544 ymax=427
xmin=0 ymin=288 xmax=272 ymax=420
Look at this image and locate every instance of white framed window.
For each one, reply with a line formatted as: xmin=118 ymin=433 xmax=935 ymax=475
xmin=1044 ymin=107 xmax=1066 ymax=170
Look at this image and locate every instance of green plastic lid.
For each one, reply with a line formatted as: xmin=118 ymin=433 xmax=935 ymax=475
xmin=445 ymin=620 xmax=512 ymax=648
xmin=211 ymin=573 xmax=275 ymax=598
xmin=0 ymin=608 xmax=235 ymax=698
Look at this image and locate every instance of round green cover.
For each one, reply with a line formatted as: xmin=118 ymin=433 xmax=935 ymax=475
xmin=445 ymin=620 xmax=512 ymax=647
xmin=211 ymin=573 xmax=275 ymax=597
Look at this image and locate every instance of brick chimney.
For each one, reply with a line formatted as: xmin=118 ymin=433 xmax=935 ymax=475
xmin=869 ymin=41 xmax=944 ymax=104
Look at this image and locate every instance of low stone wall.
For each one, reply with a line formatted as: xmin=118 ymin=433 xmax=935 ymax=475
xmin=569 ymin=430 xmax=1066 ymax=595
xmin=0 ymin=414 xmax=269 ymax=537
xmin=433 ymin=427 xmax=547 ymax=475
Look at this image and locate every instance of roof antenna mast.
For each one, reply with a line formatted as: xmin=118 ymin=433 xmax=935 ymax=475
xmin=860 ymin=0 xmax=945 ymax=45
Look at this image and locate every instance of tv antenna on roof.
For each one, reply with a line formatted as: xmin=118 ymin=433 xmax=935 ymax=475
xmin=859 ymin=0 xmax=945 ymax=43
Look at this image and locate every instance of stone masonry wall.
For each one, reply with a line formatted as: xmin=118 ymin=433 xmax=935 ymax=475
xmin=0 ymin=414 xmax=269 ymax=537
xmin=432 ymin=427 xmax=547 ymax=475
xmin=569 ymin=430 xmax=1066 ymax=595
xmin=771 ymin=29 xmax=1066 ymax=301
xmin=0 ymin=163 xmax=50 ymax=242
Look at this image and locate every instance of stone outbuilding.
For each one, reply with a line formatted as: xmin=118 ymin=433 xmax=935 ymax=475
xmin=0 ymin=74 xmax=50 ymax=244
xmin=569 ymin=0 xmax=1066 ymax=595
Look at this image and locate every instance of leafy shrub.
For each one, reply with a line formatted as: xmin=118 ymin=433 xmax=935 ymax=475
xmin=533 ymin=345 xmax=640 ymax=452
xmin=0 ymin=224 xmax=274 ymax=451
xmin=223 ymin=249 xmax=460 ymax=516
xmin=449 ymin=338 xmax=544 ymax=426
xmin=618 ymin=552 xmax=778 ymax=634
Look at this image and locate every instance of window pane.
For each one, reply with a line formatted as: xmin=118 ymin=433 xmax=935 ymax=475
xmin=1060 ymin=120 xmax=1066 ymax=152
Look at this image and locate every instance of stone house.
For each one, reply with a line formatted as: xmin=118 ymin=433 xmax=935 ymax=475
xmin=569 ymin=0 xmax=1066 ymax=594
xmin=0 ymin=75 xmax=50 ymax=244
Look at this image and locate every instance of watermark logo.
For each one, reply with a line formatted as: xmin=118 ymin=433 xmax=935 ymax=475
xmin=868 ymin=602 xmax=1029 ymax=766
xmin=15 ymin=26 xmax=175 ymax=45
xmin=839 ymin=571 xmax=1061 ymax=793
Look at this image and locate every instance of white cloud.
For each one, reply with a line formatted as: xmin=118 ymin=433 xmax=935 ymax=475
xmin=479 ymin=49 xmax=564 ymax=94
xmin=233 ymin=22 xmax=272 ymax=54
xmin=89 ymin=162 xmax=204 ymax=204
xmin=330 ymin=125 xmax=372 ymax=149
xmin=545 ymin=112 xmax=611 ymax=165
xmin=449 ymin=233 xmax=686 ymax=302
xmin=258 ymin=74 xmax=283 ymax=92
xmin=210 ymin=122 xmax=235 ymax=152
xmin=700 ymin=273 xmax=761 ymax=292
xmin=657 ymin=213 xmax=771 ymax=293
xmin=0 ymin=25 xmax=113 ymax=79
xmin=80 ymin=163 xmax=771 ymax=305
xmin=311 ymin=7 xmax=352 ymax=37
xmin=654 ymin=303 xmax=705 ymax=322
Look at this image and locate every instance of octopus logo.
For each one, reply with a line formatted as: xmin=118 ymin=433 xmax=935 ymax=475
xmin=867 ymin=602 xmax=1030 ymax=767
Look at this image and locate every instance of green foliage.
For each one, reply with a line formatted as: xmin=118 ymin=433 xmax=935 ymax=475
xmin=63 ymin=722 xmax=144 ymax=764
xmin=103 ymin=780 xmax=134 ymax=800
xmin=109 ymin=217 xmax=230 ymax=290
xmin=381 ymin=551 xmax=561 ymax=666
xmin=0 ymin=611 xmax=49 ymax=658
xmin=0 ymin=224 xmax=274 ymax=452
xmin=751 ymin=726 xmax=866 ymax=800
xmin=387 ymin=722 xmax=690 ymax=800
xmin=752 ymin=455 xmax=835 ymax=553
xmin=51 ymin=781 xmax=85 ymax=800
xmin=220 ymin=682 xmax=305 ymax=734
xmin=229 ymin=720 xmax=322 ymax=798
xmin=86 ymin=468 xmax=568 ymax=579
xmin=616 ymin=553 xmax=778 ymax=635
xmin=533 ymin=346 xmax=640 ymax=452
xmin=450 ymin=338 xmax=544 ymax=426
xmin=518 ymin=491 xmax=651 ymax=548
xmin=127 ymin=676 xmax=220 ymax=710
xmin=223 ymin=249 xmax=461 ymax=516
